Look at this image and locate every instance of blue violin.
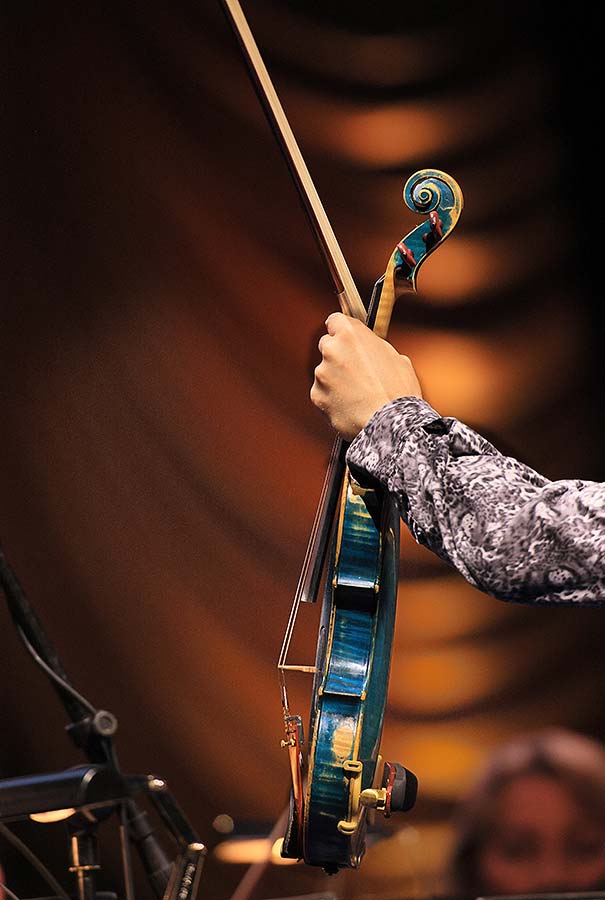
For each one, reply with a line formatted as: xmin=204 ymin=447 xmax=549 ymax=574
xmin=219 ymin=0 xmax=463 ymax=876
xmin=279 ymin=173 xmax=463 ymax=873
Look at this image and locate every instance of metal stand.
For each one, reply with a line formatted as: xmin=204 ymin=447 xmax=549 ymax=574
xmin=69 ymin=828 xmax=100 ymax=900
xmin=0 ymin=544 xmax=206 ymax=900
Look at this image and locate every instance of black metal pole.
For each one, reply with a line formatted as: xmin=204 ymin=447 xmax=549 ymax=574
xmin=0 ymin=542 xmax=174 ymax=898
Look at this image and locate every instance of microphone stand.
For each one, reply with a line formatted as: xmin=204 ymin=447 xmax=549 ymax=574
xmin=0 ymin=543 xmax=206 ymax=900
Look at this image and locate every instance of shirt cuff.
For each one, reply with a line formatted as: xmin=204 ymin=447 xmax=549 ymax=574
xmin=346 ymin=397 xmax=444 ymax=485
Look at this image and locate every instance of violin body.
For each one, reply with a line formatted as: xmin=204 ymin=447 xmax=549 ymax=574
xmin=304 ymin=474 xmax=400 ymax=870
xmin=282 ymin=272 xmax=406 ymax=873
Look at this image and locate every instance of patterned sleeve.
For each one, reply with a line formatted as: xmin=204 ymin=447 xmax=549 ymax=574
xmin=346 ymin=397 xmax=605 ymax=605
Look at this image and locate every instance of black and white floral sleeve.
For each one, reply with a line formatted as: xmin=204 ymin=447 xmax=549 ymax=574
xmin=346 ymin=397 xmax=605 ymax=605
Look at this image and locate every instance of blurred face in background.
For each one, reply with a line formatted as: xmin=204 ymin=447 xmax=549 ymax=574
xmin=476 ymin=773 xmax=605 ymax=895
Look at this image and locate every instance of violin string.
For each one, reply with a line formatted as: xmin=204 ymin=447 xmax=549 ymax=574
xmin=298 ymin=437 xmax=345 ymax=606
xmin=277 ymin=435 xmax=342 ymax=674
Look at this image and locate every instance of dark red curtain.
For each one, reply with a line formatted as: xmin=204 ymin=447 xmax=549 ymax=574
xmin=2 ymin=3 xmax=603 ymax=899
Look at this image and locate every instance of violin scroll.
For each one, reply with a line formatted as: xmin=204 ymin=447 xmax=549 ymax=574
xmin=373 ymin=168 xmax=463 ymax=338
xmin=400 ymin=168 xmax=463 ymax=287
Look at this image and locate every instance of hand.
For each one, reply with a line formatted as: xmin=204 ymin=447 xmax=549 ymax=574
xmin=310 ymin=312 xmax=423 ymax=441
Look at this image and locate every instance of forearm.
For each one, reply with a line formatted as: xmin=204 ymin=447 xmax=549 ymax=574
xmin=346 ymin=398 xmax=605 ymax=605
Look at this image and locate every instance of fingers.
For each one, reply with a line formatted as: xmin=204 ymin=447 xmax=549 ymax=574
xmin=318 ymin=311 xmax=345 ymax=356
xmin=309 ymin=368 xmax=327 ymax=411
xmin=325 ymin=311 xmax=347 ymax=334
xmin=317 ymin=332 xmax=331 ymax=355
xmin=320 ymin=311 xmax=361 ymax=356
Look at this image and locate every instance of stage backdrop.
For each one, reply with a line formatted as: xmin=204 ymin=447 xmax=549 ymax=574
xmin=2 ymin=3 xmax=603 ymax=900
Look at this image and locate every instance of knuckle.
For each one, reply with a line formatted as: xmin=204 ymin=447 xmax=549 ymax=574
xmin=313 ymin=362 xmax=326 ymax=384
xmin=326 ymin=311 xmax=345 ymax=334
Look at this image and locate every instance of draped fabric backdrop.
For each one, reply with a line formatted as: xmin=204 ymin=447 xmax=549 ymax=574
xmin=2 ymin=3 xmax=603 ymax=900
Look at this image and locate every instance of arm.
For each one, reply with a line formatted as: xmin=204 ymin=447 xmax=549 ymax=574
xmin=346 ymin=396 xmax=605 ymax=604
xmin=311 ymin=313 xmax=605 ymax=605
